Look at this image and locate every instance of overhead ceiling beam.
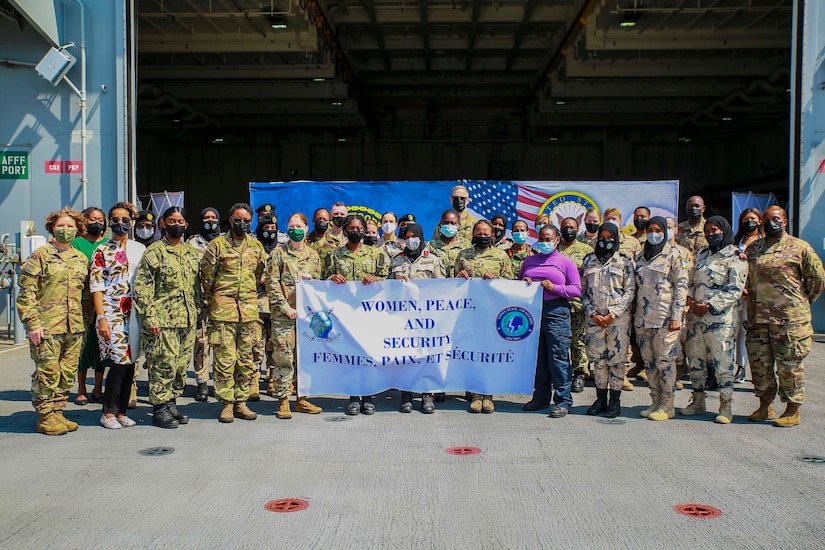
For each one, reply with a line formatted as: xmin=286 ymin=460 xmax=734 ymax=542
xmin=565 ymin=58 xmax=790 ymax=79
xmin=360 ymin=0 xmax=391 ymax=71
xmin=465 ymin=0 xmax=481 ymax=71
xmin=331 ymin=5 xmax=575 ymax=25
xmin=420 ymin=0 xmax=431 ymax=71
xmin=586 ymin=29 xmax=790 ymax=51
xmin=138 ymin=65 xmax=337 ymax=80
xmin=505 ymin=0 xmax=538 ymax=71
xmin=138 ymin=30 xmax=319 ymax=52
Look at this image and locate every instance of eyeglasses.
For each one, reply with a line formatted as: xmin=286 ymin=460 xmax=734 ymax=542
xmin=110 ymin=217 xmax=132 ymax=224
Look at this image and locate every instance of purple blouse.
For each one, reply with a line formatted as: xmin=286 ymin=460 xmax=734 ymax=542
xmin=518 ymin=251 xmax=582 ymax=301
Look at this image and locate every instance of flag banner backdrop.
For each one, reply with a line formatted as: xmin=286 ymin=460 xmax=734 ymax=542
xmin=731 ymin=191 xmax=777 ymax=227
xmin=249 ymin=180 xmax=679 ymax=240
xmin=295 ymin=278 xmax=543 ymax=396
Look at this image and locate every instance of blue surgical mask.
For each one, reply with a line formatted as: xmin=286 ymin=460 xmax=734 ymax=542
xmin=647 ymin=232 xmax=665 ymax=245
xmin=405 ymin=237 xmax=421 ymax=251
xmin=535 ymin=224 xmax=545 ymax=234
xmin=512 ymin=231 xmax=528 ymax=244
xmin=440 ymin=224 xmax=458 ymax=238
xmin=534 ymin=241 xmax=556 ymax=255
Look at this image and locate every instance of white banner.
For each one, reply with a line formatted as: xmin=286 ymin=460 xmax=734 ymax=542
xmin=296 ymin=279 xmax=543 ymax=396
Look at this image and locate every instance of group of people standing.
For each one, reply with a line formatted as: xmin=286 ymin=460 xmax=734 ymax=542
xmin=16 ymin=186 xmax=825 ymax=435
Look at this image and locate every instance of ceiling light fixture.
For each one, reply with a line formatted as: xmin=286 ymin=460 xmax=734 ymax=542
xmin=722 ymin=116 xmax=733 ymax=121
xmin=266 ymin=14 xmax=288 ymax=29
xmin=619 ymin=10 xmax=642 ymax=27
xmin=331 ymin=100 xmax=343 ymax=106
xmin=212 ymin=137 xmax=225 ymax=144
xmin=555 ymin=99 xmax=567 ymax=105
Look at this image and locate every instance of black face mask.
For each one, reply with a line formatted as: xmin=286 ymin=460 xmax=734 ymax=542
xmin=201 ymin=221 xmax=220 ymax=240
xmin=585 ymin=222 xmax=599 ymax=234
xmin=165 ymin=224 xmax=186 ymax=239
xmin=472 ymin=235 xmax=492 ymax=249
xmin=261 ymin=231 xmax=278 ymax=245
xmin=231 ymin=220 xmax=250 ymax=236
xmin=561 ymin=228 xmax=577 ymax=242
xmin=111 ymin=222 xmax=131 ymax=236
xmin=346 ymin=230 xmax=364 ymax=244
xmin=314 ymin=220 xmax=329 ymax=234
xmin=707 ymin=233 xmax=724 ymax=249
xmin=332 ymin=216 xmax=347 ymax=228
xmin=86 ymin=222 xmax=105 ymax=236
xmin=764 ymin=219 xmax=784 ymax=238
xmin=363 ymin=235 xmax=378 ymax=246
xmin=452 ymin=197 xmax=467 ymax=212
xmin=741 ymin=220 xmax=759 ymax=233
xmin=688 ymin=207 xmax=703 ymax=220
xmin=634 ymin=218 xmax=649 ymax=231
xmin=595 ymin=239 xmax=616 ymax=263
xmin=493 ymin=228 xmax=505 ymax=241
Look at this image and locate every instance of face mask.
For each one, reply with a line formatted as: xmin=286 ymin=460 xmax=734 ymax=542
xmin=472 ymin=235 xmax=492 ymax=249
xmin=666 ymin=229 xmax=675 ymax=242
xmin=111 ymin=222 xmax=131 ymax=236
xmin=332 ymin=216 xmax=347 ymax=228
xmin=136 ymin=228 xmax=154 ymax=240
xmin=405 ymin=237 xmax=421 ymax=251
xmin=764 ymin=219 xmax=784 ymax=238
xmin=54 ymin=228 xmax=76 ymax=243
xmin=313 ymin=220 xmax=328 ymax=233
xmin=165 ymin=225 xmax=185 ymax=239
xmin=707 ymin=233 xmax=724 ymax=248
xmin=604 ymin=219 xmax=619 ymax=228
xmin=688 ymin=207 xmax=703 ymax=220
xmin=203 ymin=221 xmax=219 ymax=233
xmin=363 ymin=235 xmax=378 ymax=246
xmin=512 ymin=231 xmax=528 ymax=244
xmin=597 ymin=240 xmax=615 ymax=250
xmin=585 ymin=222 xmax=599 ymax=234
xmin=595 ymin=240 xmax=615 ymax=262
xmin=86 ymin=222 xmax=104 ymax=236
xmin=742 ymin=220 xmax=759 ymax=233
xmin=535 ymin=224 xmax=545 ymax=234
xmin=561 ymin=228 xmax=577 ymax=242
xmin=346 ymin=230 xmax=364 ymax=244
xmin=261 ymin=231 xmax=278 ymax=244
xmin=440 ymin=224 xmax=458 ymax=238
xmin=534 ymin=241 xmax=556 ymax=255
xmin=452 ymin=197 xmax=467 ymax=212
xmin=493 ymin=228 xmax=505 ymax=241
xmin=634 ymin=218 xmax=649 ymax=231
xmin=288 ymin=228 xmax=305 ymax=242
xmin=646 ymin=232 xmax=665 ymax=245
xmin=231 ymin=220 xmax=250 ymax=236
xmin=382 ymin=222 xmax=397 ymax=235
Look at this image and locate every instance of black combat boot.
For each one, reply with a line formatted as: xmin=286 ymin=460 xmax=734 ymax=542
xmin=399 ymin=391 xmax=413 ymax=413
xmin=167 ymin=399 xmax=189 ymax=424
xmin=586 ymin=388 xmax=608 ymax=416
xmin=604 ymin=389 xmax=622 ymax=418
xmin=153 ymin=403 xmax=179 ymax=429
xmin=195 ymin=381 xmax=208 ymax=402
xmin=421 ymin=393 xmax=435 ymax=414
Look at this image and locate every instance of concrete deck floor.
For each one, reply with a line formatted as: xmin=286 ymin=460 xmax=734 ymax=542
xmin=1 ymin=342 xmax=825 ymax=549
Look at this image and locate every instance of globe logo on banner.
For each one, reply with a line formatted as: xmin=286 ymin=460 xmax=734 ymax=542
xmin=347 ymin=205 xmax=381 ymax=223
xmin=304 ymin=308 xmax=340 ymax=342
xmin=537 ymin=191 xmax=599 ymax=232
xmin=496 ymin=306 xmax=534 ymax=341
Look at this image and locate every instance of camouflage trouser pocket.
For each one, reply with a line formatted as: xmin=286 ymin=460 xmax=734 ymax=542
xmin=208 ymin=323 xmax=224 ymax=347
xmin=786 ymin=324 xmax=813 ymax=360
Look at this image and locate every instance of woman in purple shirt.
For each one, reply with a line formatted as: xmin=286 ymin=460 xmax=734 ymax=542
xmin=519 ymin=225 xmax=582 ymax=417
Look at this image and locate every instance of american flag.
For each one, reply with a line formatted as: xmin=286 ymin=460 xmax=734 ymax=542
xmin=464 ymin=180 xmax=552 ymax=237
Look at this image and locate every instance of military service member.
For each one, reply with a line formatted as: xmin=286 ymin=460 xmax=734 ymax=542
xmin=309 ymin=202 xmax=347 ymax=261
xmin=134 ymin=207 xmax=202 ymax=429
xmin=200 ymin=203 xmax=266 ymax=423
xmin=427 ymin=209 xmax=468 ymax=278
xmin=134 ymin=210 xmax=157 ymax=247
xmin=431 ymin=184 xmax=478 ymax=241
xmin=666 ymin=216 xmax=695 ymax=390
xmin=676 ymin=195 xmax=709 ymax=254
xmin=578 ymin=208 xmax=601 ymax=244
xmin=251 ymin=212 xmax=280 ymax=401
xmin=633 ymin=216 xmax=688 ymax=421
xmin=581 ymin=223 xmax=636 ymax=418
xmin=18 ymin=207 xmax=89 ymax=435
xmin=256 ymin=203 xmax=288 ymax=245
xmin=507 ymin=219 xmax=532 ymax=275
xmin=380 ymin=211 xmax=403 ymax=258
xmin=745 ymin=206 xmax=825 ymax=427
xmin=599 ymin=208 xmax=642 ymax=260
xmin=491 ymin=213 xmax=513 ymax=250
xmin=632 ymin=206 xmax=650 ymax=244
xmin=681 ymin=216 xmax=747 ymax=424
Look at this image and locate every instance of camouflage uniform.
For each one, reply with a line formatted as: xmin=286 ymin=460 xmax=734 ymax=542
xmin=381 ymin=239 xmax=404 ymax=259
xmin=745 ymin=235 xmax=825 ymax=405
xmin=252 ymin=270 xmax=273 ymax=390
xmin=431 ymin=212 xmax=479 ymax=242
xmin=685 ymin=245 xmax=748 ymax=400
xmin=133 ymin=239 xmax=202 ymax=405
xmin=187 ymin=233 xmax=213 ymax=384
xmin=322 ymin=244 xmax=390 ymax=281
xmin=266 ymin=244 xmax=322 ymax=398
xmin=581 ymin=252 xmax=636 ymax=391
xmin=673 ymin=242 xmax=695 ymax=374
xmin=676 ymin=218 xmax=708 ymax=255
xmin=590 ymin=232 xmax=642 ymax=260
xmin=560 ymin=240 xmax=595 ymax=376
xmin=507 ymin=247 xmax=532 ymax=278
xmin=17 ymin=244 xmax=88 ymax=415
xmin=426 ymin=236 xmax=469 ymax=278
xmin=634 ymin=245 xmax=689 ymax=407
xmin=199 ymin=232 xmax=266 ymax=403
xmin=389 ymin=249 xmax=446 ymax=280
xmin=454 ymin=246 xmax=514 ymax=279
xmin=308 ymin=230 xmax=345 ymax=263
xmin=495 ymin=238 xmax=513 ymax=252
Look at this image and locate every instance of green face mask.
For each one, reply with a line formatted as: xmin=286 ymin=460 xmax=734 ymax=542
xmin=287 ymin=228 xmax=306 ymax=242
xmin=54 ymin=227 xmax=77 ymax=244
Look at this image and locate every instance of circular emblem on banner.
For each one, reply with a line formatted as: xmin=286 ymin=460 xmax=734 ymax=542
xmin=346 ymin=205 xmax=381 ymax=223
xmin=301 ymin=308 xmax=341 ymax=342
xmin=496 ymin=306 xmax=534 ymax=341
xmin=537 ymin=191 xmax=599 ymax=232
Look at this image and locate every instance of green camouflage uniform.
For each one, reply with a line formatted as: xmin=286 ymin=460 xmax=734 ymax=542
xmin=266 ymin=243 xmax=322 ymax=399
xmin=454 ymin=246 xmax=514 ymax=279
xmin=745 ymin=235 xmax=825 ymax=405
xmin=685 ymin=245 xmax=748 ymax=400
xmin=581 ymin=252 xmax=636 ymax=391
xmin=253 ymin=269 xmax=273 ymax=383
xmin=426 ymin=236 xmax=469 ymax=278
xmin=634 ymin=245 xmax=689 ymax=404
xmin=389 ymin=249 xmax=446 ymax=279
xmin=381 ymin=239 xmax=404 ymax=259
xmin=431 ymin=212 xmax=479 ymax=242
xmin=187 ymin=233 xmax=213 ymax=384
xmin=507 ymin=247 xmax=532 ymax=277
xmin=560 ymin=240 xmax=594 ymax=376
xmin=322 ymin=244 xmax=390 ymax=281
xmin=308 ymin=230 xmax=345 ymax=263
xmin=199 ymin=232 xmax=266 ymax=403
xmin=17 ymin=244 xmax=88 ymax=414
xmin=133 ymin=239 xmax=202 ymax=405
xmin=676 ymin=218 xmax=708 ymax=255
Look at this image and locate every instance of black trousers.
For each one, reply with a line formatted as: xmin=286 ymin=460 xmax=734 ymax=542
xmin=103 ymin=363 xmax=135 ymax=416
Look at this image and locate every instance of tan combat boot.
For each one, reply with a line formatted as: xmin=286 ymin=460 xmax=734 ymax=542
xmin=266 ymin=369 xmax=275 ymax=397
xmin=640 ymin=392 xmax=660 ymax=418
xmin=649 ymin=394 xmax=675 ymax=421
xmin=621 ymin=376 xmax=634 ymax=391
xmin=36 ymin=413 xmax=69 ymax=436
xmin=715 ymin=398 xmax=733 ymax=424
xmin=294 ymin=397 xmax=322 ymax=414
xmin=219 ymin=401 xmax=234 ymax=423
xmin=249 ymin=372 xmax=261 ymax=401
xmin=773 ymin=403 xmax=800 ymax=427
xmin=53 ymin=411 xmax=79 ymax=432
xmin=276 ymin=397 xmax=293 ymax=419
xmin=481 ymin=395 xmax=495 ymax=414
xmin=679 ymin=391 xmax=707 ymax=416
xmin=748 ymin=394 xmax=776 ymax=422
xmin=234 ymin=401 xmax=258 ymax=420
xmin=128 ymin=379 xmax=137 ymax=409
xmin=469 ymin=393 xmax=483 ymax=413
